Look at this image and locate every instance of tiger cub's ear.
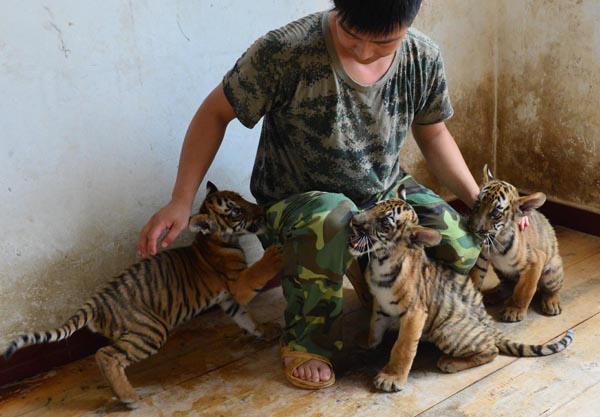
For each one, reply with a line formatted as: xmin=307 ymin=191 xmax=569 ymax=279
xmin=396 ymin=184 xmax=407 ymax=201
xmin=483 ymin=164 xmax=495 ymax=185
xmin=410 ymin=226 xmax=442 ymax=247
xmin=517 ymin=192 xmax=546 ymax=213
xmin=189 ymin=214 xmax=217 ymax=235
xmin=206 ymin=181 xmax=219 ymax=196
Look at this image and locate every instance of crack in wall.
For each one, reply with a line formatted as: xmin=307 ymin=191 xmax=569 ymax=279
xmin=44 ymin=6 xmax=71 ymax=58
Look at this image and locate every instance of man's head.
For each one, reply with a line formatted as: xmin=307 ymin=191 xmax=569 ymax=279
xmin=331 ymin=0 xmax=422 ymax=65
xmin=333 ymin=0 xmax=423 ymax=36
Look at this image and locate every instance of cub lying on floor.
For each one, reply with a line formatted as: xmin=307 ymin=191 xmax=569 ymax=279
xmin=348 ymin=194 xmax=572 ymax=393
xmin=4 ymin=182 xmax=282 ymax=408
xmin=468 ymin=164 xmax=564 ymax=322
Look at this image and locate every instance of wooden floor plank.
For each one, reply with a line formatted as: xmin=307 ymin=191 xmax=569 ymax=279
xmin=547 ymin=380 xmax=600 ymax=417
xmin=0 ymin=288 xmax=287 ymax=417
xmin=553 ymin=226 xmax=600 ymax=268
xmin=418 ymin=312 xmax=600 ymax=417
xmin=127 ymin=342 xmax=515 ymax=417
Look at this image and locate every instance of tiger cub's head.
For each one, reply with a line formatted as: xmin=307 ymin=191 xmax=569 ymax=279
xmin=348 ymin=190 xmax=441 ymax=257
xmin=469 ymin=164 xmax=546 ymax=246
xmin=188 ymin=182 xmax=266 ymax=243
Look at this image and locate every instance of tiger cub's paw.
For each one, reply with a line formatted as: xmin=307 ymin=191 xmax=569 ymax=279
xmin=541 ymin=294 xmax=562 ymax=316
xmin=437 ymin=355 xmax=461 ymax=373
xmin=501 ymin=306 xmax=526 ymax=322
xmin=261 ymin=244 xmax=284 ymax=271
xmin=256 ymin=321 xmax=282 ymax=342
xmin=373 ymin=371 xmax=405 ymax=392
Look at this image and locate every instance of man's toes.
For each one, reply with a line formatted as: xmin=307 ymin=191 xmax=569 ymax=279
xmin=289 ymin=359 xmax=333 ymax=383
xmin=304 ymin=366 xmax=313 ymax=381
xmin=308 ymin=363 xmax=321 ymax=382
xmin=319 ymin=365 xmax=332 ymax=382
xmin=311 ymin=361 xmax=331 ymax=382
xmin=297 ymin=366 xmax=306 ymax=380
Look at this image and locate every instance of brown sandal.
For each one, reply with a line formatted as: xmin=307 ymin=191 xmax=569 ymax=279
xmin=281 ymin=346 xmax=336 ymax=389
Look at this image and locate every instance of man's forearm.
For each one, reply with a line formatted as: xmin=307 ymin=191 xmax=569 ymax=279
xmin=171 ymin=84 xmax=235 ymax=208
xmin=172 ymin=114 xmax=225 ymax=209
xmin=412 ymin=123 xmax=479 ymax=208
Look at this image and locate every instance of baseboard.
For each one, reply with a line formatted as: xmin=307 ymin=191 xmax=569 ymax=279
xmin=0 ymin=329 xmax=108 ymax=388
xmin=536 ymin=200 xmax=600 ymax=237
xmin=1 ymin=200 xmax=597 ymax=389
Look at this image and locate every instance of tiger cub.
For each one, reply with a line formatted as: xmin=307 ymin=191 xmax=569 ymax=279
xmin=3 ymin=182 xmax=282 ymax=408
xmin=468 ymin=165 xmax=564 ymax=322
xmin=348 ymin=195 xmax=572 ymax=393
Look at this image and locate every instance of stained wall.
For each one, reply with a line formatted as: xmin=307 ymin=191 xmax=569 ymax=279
xmin=408 ymin=1 xmax=600 ymax=213
xmin=496 ymin=0 xmax=600 ymax=212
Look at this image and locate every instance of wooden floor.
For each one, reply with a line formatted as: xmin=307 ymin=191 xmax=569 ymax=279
xmin=1 ymin=226 xmax=599 ymax=417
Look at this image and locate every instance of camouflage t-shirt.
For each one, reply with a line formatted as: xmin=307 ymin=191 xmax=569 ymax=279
xmin=223 ymin=11 xmax=453 ymax=208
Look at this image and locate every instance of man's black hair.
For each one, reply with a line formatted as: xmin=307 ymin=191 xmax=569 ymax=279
xmin=333 ymin=0 xmax=423 ymax=36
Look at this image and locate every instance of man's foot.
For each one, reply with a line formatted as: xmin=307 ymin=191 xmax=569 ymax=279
xmin=284 ymin=357 xmax=333 ymax=383
xmin=281 ymin=346 xmax=336 ymax=389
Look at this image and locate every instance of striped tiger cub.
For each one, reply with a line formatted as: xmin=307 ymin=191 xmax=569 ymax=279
xmin=3 ymin=182 xmax=282 ymax=408
xmin=468 ymin=165 xmax=564 ymax=322
xmin=348 ymin=194 xmax=572 ymax=393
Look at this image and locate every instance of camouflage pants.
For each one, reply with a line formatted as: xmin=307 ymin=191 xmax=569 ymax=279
xmin=260 ymin=175 xmax=480 ymax=362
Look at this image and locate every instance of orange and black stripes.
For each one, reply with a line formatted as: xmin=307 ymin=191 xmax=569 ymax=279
xmin=349 ymin=197 xmax=572 ymax=392
xmin=468 ymin=166 xmax=564 ymax=321
xmin=3 ymin=183 xmax=282 ymax=407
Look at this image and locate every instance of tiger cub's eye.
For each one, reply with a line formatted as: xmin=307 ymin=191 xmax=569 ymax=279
xmin=377 ymin=217 xmax=392 ymax=230
xmin=490 ymin=209 xmax=502 ymax=220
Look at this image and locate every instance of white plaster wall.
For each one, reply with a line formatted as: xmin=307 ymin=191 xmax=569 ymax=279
xmin=0 ymin=0 xmax=329 ymax=349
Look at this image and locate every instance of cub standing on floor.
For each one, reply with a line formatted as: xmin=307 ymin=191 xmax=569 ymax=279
xmin=139 ymin=0 xmax=485 ymax=389
xmin=5 ymin=184 xmax=282 ymax=408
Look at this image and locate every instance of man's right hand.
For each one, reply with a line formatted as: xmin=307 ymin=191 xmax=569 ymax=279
xmin=137 ymin=199 xmax=192 ymax=258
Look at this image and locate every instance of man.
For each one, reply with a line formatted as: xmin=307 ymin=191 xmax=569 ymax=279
xmin=138 ymin=0 xmax=483 ymax=389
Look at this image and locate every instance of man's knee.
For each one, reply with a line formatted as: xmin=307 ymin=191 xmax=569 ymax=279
xmin=298 ymin=193 xmax=357 ymax=276
xmin=312 ymin=193 xmax=357 ymax=237
xmin=266 ymin=192 xmax=357 ymax=278
xmin=276 ymin=191 xmax=356 ymax=237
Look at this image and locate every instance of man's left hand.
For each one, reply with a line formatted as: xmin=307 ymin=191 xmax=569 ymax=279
xmin=519 ymin=216 xmax=530 ymax=231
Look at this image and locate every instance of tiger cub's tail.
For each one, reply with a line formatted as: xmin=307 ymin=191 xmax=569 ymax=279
xmin=3 ymin=303 xmax=95 ymax=360
xmin=495 ymin=329 xmax=573 ymax=357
